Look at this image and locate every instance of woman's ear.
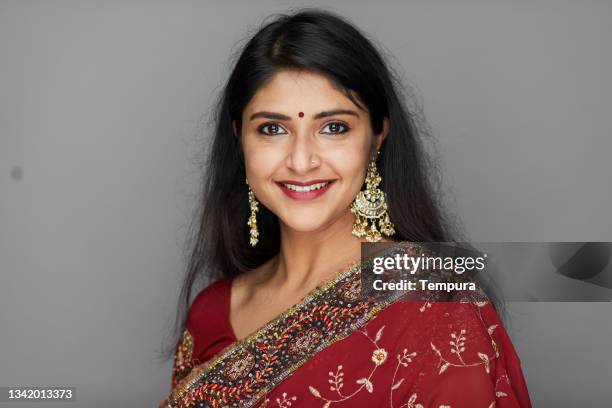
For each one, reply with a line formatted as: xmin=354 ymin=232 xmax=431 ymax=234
xmin=232 ymin=120 xmax=238 ymax=138
xmin=374 ymin=117 xmax=390 ymax=152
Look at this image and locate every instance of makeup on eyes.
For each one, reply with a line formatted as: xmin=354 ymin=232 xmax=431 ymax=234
xmin=256 ymin=121 xmax=350 ymax=136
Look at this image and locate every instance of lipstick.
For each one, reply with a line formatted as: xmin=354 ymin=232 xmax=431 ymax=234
xmin=276 ymin=179 xmax=336 ymax=201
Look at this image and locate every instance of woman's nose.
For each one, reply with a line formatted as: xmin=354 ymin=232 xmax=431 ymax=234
xmin=285 ymin=133 xmax=318 ymax=174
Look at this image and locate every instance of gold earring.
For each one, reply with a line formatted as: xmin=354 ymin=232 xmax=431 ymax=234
xmin=351 ymin=152 xmax=395 ymax=242
xmin=246 ymin=178 xmax=259 ymax=246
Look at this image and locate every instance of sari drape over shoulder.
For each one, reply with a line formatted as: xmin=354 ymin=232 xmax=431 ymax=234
xmin=161 ymin=243 xmax=532 ymax=408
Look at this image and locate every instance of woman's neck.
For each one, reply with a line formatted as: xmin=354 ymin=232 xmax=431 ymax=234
xmin=273 ymin=210 xmax=364 ymax=292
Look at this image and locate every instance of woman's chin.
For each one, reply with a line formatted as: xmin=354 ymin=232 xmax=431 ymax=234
xmin=278 ymin=216 xmax=338 ymax=235
xmin=282 ymin=223 xmax=330 ymax=234
xmin=275 ymin=206 xmax=353 ymax=236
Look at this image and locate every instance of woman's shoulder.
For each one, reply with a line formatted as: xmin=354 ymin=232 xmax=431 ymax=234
xmin=188 ymin=278 xmax=232 ymax=323
xmin=381 ymin=291 xmax=531 ymax=407
xmin=183 ymin=278 xmax=236 ymax=361
xmin=170 ymin=278 xmax=234 ymax=388
xmin=390 ymin=289 xmax=510 ymax=357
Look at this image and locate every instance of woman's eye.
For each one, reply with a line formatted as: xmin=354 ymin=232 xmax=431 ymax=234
xmin=320 ymin=122 xmax=349 ymax=135
xmin=257 ymin=123 xmax=287 ymax=136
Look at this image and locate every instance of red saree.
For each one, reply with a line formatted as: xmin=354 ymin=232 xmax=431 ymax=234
xmin=161 ymin=244 xmax=532 ymax=408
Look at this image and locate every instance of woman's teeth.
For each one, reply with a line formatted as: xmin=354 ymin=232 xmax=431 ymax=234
xmin=282 ymin=182 xmax=329 ymax=192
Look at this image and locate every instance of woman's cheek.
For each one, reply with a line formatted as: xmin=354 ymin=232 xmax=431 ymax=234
xmin=249 ymin=154 xmax=285 ymax=213
xmin=329 ymin=147 xmax=367 ymax=178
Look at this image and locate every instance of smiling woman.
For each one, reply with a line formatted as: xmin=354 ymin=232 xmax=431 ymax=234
xmin=160 ymin=8 xmax=531 ymax=408
xmin=239 ymin=69 xmax=386 ymax=235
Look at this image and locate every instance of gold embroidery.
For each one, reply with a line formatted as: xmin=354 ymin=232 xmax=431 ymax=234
xmin=172 ymin=329 xmax=194 ymax=387
xmin=162 ymin=242 xmax=428 ymax=408
xmin=223 ymin=349 xmax=256 ymax=382
xmin=287 ymin=327 xmax=323 ymax=356
xmin=338 ymin=273 xmax=362 ymax=303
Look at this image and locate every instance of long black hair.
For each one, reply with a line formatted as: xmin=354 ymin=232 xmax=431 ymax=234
xmin=161 ymin=8 xmax=467 ymax=360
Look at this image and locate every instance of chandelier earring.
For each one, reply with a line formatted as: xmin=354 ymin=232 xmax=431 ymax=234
xmin=350 ymin=152 xmax=396 ymax=242
xmin=245 ymin=178 xmax=259 ymax=246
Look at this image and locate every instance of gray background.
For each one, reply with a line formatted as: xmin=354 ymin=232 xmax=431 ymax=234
xmin=1 ymin=1 xmax=611 ymax=406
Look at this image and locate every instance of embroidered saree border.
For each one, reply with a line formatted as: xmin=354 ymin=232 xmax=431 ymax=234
xmin=172 ymin=329 xmax=195 ymax=388
xmin=164 ymin=241 xmax=422 ymax=408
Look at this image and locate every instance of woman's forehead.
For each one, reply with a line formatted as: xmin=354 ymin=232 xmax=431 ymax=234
xmin=246 ymin=70 xmax=364 ymax=114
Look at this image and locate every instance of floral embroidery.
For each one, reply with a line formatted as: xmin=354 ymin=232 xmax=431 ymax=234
xmin=276 ymin=393 xmax=297 ymax=407
xmin=306 ymin=295 xmax=505 ymax=407
xmin=338 ymin=274 xmax=361 ymax=303
xmin=429 ymin=302 xmax=500 ymax=377
xmin=418 ymin=298 xmax=432 ymax=313
xmin=260 ymin=392 xmax=297 ymax=408
xmin=371 ymin=348 xmax=388 ymax=366
xmin=397 ymin=349 xmax=417 ymax=367
xmin=223 ymin=349 xmax=256 ymax=381
xmin=390 ymin=348 xmax=418 ymax=406
xmin=172 ymin=329 xmax=194 ymax=387
xmin=494 ymin=372 xmax=511 ymax=398
xmin=307 ymin=324 xmax=388 ymax=405
xmin=162 ymin=242 xmax=528 ymax=408
xmin=162 ymin=255 xmax=409 ymax=408
xmin=327 ymin=365 xmax=345 ymax=393
xmin=287 ymin=327 xmax=323 ymax=356
xmin=430 ymin=328 xmax=495 ymax=375
xmin=406 ymin=393 xmax=424 ymax=408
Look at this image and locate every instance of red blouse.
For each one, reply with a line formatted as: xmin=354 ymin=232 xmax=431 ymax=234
xmin=166 ymin=267 xmax=532 ymax=408
xmin=182 ymin=278 xmax=236 ymax=368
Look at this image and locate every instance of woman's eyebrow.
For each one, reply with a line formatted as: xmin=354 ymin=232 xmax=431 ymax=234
xmin=249 ymin=111 xmax=291 ymax=121
xmin=313 ymin=109 xmax=359 ymax=119
xmin=249 ymin=109 xmax=359 ymax=121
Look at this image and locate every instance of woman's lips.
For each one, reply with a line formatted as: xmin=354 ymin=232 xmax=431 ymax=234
xmin=276 ymin=180 xmax=336 ymax=201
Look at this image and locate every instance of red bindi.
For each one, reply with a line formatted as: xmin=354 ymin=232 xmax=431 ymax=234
xmin=298 ymin=111 xmax=304 ymax=117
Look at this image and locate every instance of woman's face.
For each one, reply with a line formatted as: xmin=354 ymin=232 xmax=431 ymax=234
xmin=237 ymin=69 xmax=388 ymax=234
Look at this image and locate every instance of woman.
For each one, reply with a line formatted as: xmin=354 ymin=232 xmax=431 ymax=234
xmin=160 ymin=9 xmax=531 ymax=408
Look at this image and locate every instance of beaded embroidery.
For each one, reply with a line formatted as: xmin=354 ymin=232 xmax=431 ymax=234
xmin=172 ymin=329 xmax=195 ymax=388
xmin=338 ymin=273 xmax=362 ymax=303
xmin=223 ymin=349 xmax=256 ymax=382
xmin=287 ymin=327 xmax=323 ymax=356
xmin=160 ymin=243 xmax=524 ymax=408
xmin=163 ymin=242 xmax=425 ymax=408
